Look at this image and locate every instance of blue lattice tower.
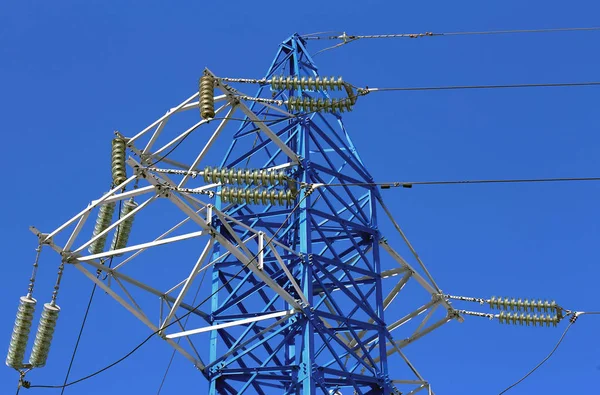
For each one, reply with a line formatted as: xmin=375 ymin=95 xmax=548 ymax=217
xmin=13 ymin=33 xmax=456 ymax=395
xmin=208 ymin=34 xmax=398 ymax=395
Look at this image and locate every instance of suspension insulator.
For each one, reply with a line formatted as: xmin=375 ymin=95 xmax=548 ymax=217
xmin=88 ymin=201 xmax=116 ymax=255
xmin=221 ymin=186 xmax=295 ymax=206
xmin=5 ymin=296 xmax=37 ymax=369
xmin=111 ymin=137 xmax=127 ymax=187
xmin=490 ymin=297 xmax=558 ymax=313
xmin=199 ymin=74 xmax=215 ymax=120
xmin=203 ymin=166 xmax=287 ymax=186
xmin=29 ymin=303 xmax=60 ymax=368
xmin=110 ymin=199 xmax=138 ymax=256
xmin=270 ymin=76 xmax=344 ymax=91
xmin=286 ymin=96 xmax=354 ymax=114
xmin=498 ymin=311 xmax=559 ymax=327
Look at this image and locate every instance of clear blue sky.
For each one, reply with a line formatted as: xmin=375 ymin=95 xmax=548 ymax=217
xmin=1 ymin=1 xmax=599 ymax=394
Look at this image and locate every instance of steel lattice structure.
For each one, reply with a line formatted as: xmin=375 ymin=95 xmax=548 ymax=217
xmin=19 ymin=34 xmax=460 ymax=395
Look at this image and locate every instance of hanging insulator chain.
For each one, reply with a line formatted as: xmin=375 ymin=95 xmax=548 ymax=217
xmin=203 ymin=166 xmax=287 ymax=186
xmin=287 ymin=96 xmax=355 ymax=113
xmin=5 ymin=296 xmax=37 ymax=369
xmin=27 ymin=245 xmax=43 ymax=297
xmin=270 ymin=76 xmax=344 ymax=91
xmin=220 ymin=186 xmax=296 ymax=206
xmin=110 ymin=198 xmax=138 ymax=256
xmin=498 ymin=311 xmax=560 ymax=327
xmin=199 ymin=74 xmax=216 ymax=120
xmin=88 ymin=200 xmax=116 ymax=255
xmin=489 ymin=296 xmax=558 ymax=313
xmin=111 ymin=137 xmax=127 ymax=187
xmin=28 ymin=303 xmax=60 ymax=368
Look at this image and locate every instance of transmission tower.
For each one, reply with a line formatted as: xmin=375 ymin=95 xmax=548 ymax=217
xmin=8 ymin=34 xmax=458 ymax=394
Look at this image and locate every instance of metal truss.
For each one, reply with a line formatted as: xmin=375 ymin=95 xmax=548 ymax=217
xmin=33 ymin=34 xmax=460 ymax=394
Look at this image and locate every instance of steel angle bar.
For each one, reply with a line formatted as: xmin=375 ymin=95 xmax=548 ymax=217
xmin=213 ymin=205 xmax=301 ymax=256
xmin=166 ymin=309 xmax=296 ymax=339
xmin=205 ymin=312 xmax=293 ymax=369
xmin=143 ymin=119 xmax=168 ymax=155
xmin=77 ymin=230 xmax=206 ymax=261
xmin=406 ymin=385 xmax=430 ymax=395
xmin=268 ymin=243 xmax=308 ymax=305
xmin=90 ymin=185 xmax=156 ymax=206
xmin=163 ymin=299 xmax=203 ymax=361
xmin=43 ymin=175 xmax=138 ymax=242
xmin=113 ymin=206 xmax=206 ymax=270
xmin=151 ymin=101 xmax=231 ymax=157
xmin=214 ymin=81 xmax=299 ymax=164
xmin=63 ymin=211 xmax=90 ymax=251
xmin=128 ymin=91 xmax=199 ymax=144
xmin=387 ymin=299 xmax=439 ymax=333
xmin=178 ymin=105 xmax=237 ymax=188
xmin=162 ymin=184 xmax=302 ymax=308
xmin=377 ymin=197 xmax=442 ymax=292
xmin=112 ymin=275 xmax=150 ymax=321
xmin=161 ymin=239 xmax=214 ymax=329
xmin=73 ymin=263 xmax=206 ymax=370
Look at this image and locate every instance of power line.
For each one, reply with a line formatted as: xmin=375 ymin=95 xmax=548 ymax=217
xmin=28 ymin=192 xmax=310 ymax=390
xmin=304 ymin=27 xmax=600 ymax=41
xmin=363 ymin=81 xmax=600 ymax=93
xmin=156 ymin=264 xmax=209 ymax=394
xmin=60 ymin=199 xmax=123 ymax=394
xmin=498 ymin=316 xmax=577 ymax=394
xmin=304 ymin=27 xmax=600 ymax=55
xmin=317 ymin=176 xmax=600 ymax=189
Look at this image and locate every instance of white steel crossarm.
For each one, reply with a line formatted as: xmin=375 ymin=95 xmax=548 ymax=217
xmin=113 ymin=206 xmax=206 ymax=270
xmin=268 ymin=240 xmax=309 ymax=305
xmin=166 ymin=191 xmax=303 ymax=309
xmin=43 ymin=176 xmax=139 ymax=243
xmin=166 ymin=309 xmax=297 ymax=339
xmin=131 ymin=164 xmax=303 ymax=309
xmin=76 ymin=230 xmax=206 ymax=262
xmin=212 ymin=77 xmax=299 ymax=164
xmin=73 ymin=263 xmax=206 ymax=370
xmin=128 ymin=91 xmax=199 ymax=144
xmin=178 ymin=105 xmax=237 ymax=188
xmin=379 ymin=239 xmax=460 ymax=320
xmin=161 ymin=239 xmax=214 ymax=330
xmin=151 ymin=101 xmax=231 ymax=157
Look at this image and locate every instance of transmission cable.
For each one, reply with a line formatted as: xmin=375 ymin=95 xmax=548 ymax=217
xmin=361 ymin=81 xmax=600 ymax=93
xmin=313 ymin=176 xmax=600 ymax=189
xmin=27 ymin=190 xmax=311 ymax=390
xmin=497 ymin=314 xmax=580 ymax=394
xmin=304 ymin=26 xmax=600 ymax=55
xmin=59 ymin=198 xmax=123 ymax=394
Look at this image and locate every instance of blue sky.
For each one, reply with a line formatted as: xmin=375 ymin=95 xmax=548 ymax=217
xmin=1 ymin=1 xmax=599 ymax=394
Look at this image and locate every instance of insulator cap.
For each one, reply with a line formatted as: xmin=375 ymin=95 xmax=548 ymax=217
xmin=29 ymin=303 xmax=60 ymax=368
xmin=220 ymin=186 xmax=295 ymax=206
xmin=5 ymin=296 xmax=37 ymax=369
xmin=490 ymin=296 xmax=558 ymax=313
xmin=110 ymin=199 xmax=138 ymax=256
xmin=88 ymin=200 xmax=117 ymax=255
xmin=203 ymin=166 xmax=286 ymax=186
xmin=111 ymin=138 xmax=127 ymax=187
xmin=199 ymin=74 xmax=216 ymax=120
xmin=270 ymin=76 xmax=344 ymax=91
xmin=498 ymin=311 xmax=559 ymax=327
xmin=287 ymin=96 xmax=354 ymax=114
